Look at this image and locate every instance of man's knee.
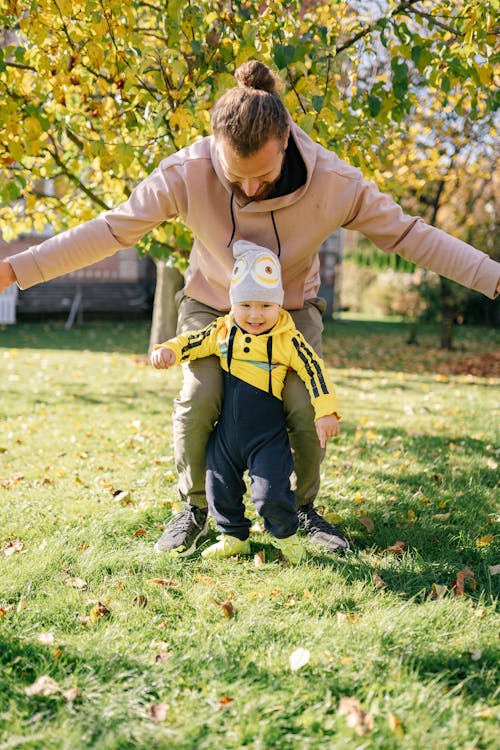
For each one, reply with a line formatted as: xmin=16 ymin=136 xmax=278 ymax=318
xmin=175 ymin=358 xmax=223 ymax=423
xmin=282 ymin=373 xmax=315 ymax=432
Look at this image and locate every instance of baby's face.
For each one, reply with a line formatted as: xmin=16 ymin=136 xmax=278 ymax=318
xmin=232 ymin=301 xmax=281 ymax=335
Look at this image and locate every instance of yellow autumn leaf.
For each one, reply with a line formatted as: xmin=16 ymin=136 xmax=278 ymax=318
xmin=169 ymin=107 xmax=194 ymax=130
xmin=476 ymin=535 xmax=494 ymax=547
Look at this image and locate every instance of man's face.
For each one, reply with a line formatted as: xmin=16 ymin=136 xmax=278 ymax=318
xmin=217 ymin=131 xmax=289 ymax=204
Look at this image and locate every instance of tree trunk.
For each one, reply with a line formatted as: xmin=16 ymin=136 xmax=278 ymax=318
xmin=439 ymin=276 xmax=455 ymax=350
xmin=148 ymin=260 xmax=184 ymax=354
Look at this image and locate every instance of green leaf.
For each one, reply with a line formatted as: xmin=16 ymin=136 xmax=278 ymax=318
xmin=367 ymin=95 xmax=382 ymax=117
xmin=274 ymin=44 xmax=295 ymax=69
xmin=312 ymin=95 xmax=324 ymax=113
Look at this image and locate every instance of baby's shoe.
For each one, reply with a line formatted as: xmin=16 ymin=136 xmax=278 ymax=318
xmin=273 ymin=533 xmax=306 ymax=564
xmin=201 ymin=534 xmax=251 ymax=559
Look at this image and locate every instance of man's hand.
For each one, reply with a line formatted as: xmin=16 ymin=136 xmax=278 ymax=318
xmin=0 ymin=260 xmax=16 ymax=292
xmin=315 ymin=413 xmax=340 ymax=448
xmin=150 ymin=347 xmax=176 ymax=369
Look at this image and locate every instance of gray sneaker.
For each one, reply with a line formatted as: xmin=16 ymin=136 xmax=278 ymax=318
xmin=297 ymin=504 xmax=350 ymax=554
xmin=154 ymin=505 xmax=209 ymax=556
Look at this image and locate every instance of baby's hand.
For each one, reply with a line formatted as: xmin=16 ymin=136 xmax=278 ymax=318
xmin=150 ymin=347 xmax=176 ymax=369
xmin=315 ymin=413 xmax=340 ymax=448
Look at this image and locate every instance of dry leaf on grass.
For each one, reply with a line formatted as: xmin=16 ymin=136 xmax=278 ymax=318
xmin=289 ymin=647 xmax=310 ymax=671
xmin=387 ymin=541 xmax=405 ymax=556
xmin=2 ymin=539 xmax=24 ymax=556
xmin=65 ymin=577 xmax=87 ymax=590
xmin=89 ymin=602 xmax=111 ymax=623
xmin=150 ymin=703 xmax=169 ymax=722
xmin=254 ymin=550 xmax=265 ymax=567
xmin=24 ymin=675 xmax=78 ymax=701
xmin=36 ymin=632 xmax=55 ymax=646
xmin=373 ymin=572 xmax=387 ymax=590
xmin=452 ymin=567 xmax=475 ymax=597
xmin=220 ymin=598 xmax=235 ymax=619
xmin=359 ymin=516 xmax=374 ymax=532
xmin=476 ymin=535 xmax=494 ymax=547
xmin=151 ymin=578 xmax=179 ymax=588
xmin=25 ymin=675 xmax=61 ymax=697
xmin=338 ymin=696 xmax=374 ymax=735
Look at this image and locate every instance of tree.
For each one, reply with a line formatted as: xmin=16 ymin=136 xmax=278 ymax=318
xmin=1 ymin=0 xmax=497 ymax=343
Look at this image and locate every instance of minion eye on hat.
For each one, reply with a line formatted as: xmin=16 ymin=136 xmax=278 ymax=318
xmin=230 ymin=240 xmax=284 ymax=305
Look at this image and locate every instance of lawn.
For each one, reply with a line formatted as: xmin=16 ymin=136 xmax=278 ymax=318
xmin=1 ymin=317 xmax=499 ymax=749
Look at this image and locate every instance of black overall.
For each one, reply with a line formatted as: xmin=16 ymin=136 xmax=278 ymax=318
xmin=206 ymin=368 xmax=298 ymax=541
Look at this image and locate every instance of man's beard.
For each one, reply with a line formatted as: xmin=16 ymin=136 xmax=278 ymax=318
xmin=229 ymin=175 xmax=281 ymax=206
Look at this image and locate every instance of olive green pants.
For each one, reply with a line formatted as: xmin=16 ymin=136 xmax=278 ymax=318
xmin=172 ymin=293 xmax=327 ymax=510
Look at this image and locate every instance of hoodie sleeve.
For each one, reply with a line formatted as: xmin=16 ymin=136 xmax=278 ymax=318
xmin=154 ymin=318 xmax=223 ymax=364
xmin=342 ymin=174 xmax=499 ymax=299
xmin=8 ymin=153 xmax=191 ymax=290
xmin=287 ymin=331 xmax=340 ymax=419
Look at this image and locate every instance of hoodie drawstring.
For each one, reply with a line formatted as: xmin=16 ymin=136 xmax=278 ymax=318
xmin=227 ymin=195 xmax=282 ymax=259
xmin=270 ymin=211 xmax=281 ymax=258
xmin=227 ymin=194 xmax=236 ymax=248
xmin=267 ymin=337 xmax=273 ymax=396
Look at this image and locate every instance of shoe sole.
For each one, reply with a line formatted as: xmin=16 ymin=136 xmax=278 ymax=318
xmin=154 ymin=516 xmax=209 ymax=556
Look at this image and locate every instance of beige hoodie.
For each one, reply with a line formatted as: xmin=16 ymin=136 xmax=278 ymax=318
xmin=8 ymin=120 xmax=499 ymax=308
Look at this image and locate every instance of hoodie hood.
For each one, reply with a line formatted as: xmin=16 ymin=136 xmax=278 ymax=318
xmin=210 ymin=117 xmax=318 ymax=213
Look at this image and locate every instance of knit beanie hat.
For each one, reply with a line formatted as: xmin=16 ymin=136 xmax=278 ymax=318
xmin=230 ymin=240 xmax=284 ymax=305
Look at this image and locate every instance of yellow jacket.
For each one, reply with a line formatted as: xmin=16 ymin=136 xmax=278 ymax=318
xmin=157 ymin=309 xmax=339 ymax=419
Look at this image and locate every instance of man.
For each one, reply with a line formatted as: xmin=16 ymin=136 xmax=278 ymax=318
xmin=1 ymin=61 xmax=499 ymax=557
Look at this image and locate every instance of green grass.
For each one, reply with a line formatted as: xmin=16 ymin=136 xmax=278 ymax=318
xmin=1 ymin=318 xmax=499 ymax=749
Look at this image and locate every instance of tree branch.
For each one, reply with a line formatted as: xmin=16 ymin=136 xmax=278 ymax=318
xmin=46 ymin=137 xmax=111 ymax=211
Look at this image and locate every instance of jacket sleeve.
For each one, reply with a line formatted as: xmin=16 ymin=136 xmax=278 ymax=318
xmin=7 ymin=156 xmax=189 ymax=290
xmin=154 ymin=319 xmax=222 ymax=364
xmin=287 ymin=332 xmax=340 ymax=419
xmin=342 ymin=173 xmax=499 ymax=299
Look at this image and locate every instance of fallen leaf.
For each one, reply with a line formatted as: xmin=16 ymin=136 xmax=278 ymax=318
xmin=336 ymin=612 xmax=357 ymax=625
xmin=338 ymin=696 xmax=374 ymax=735
xmin=2 ymin=539 xmax=24 ymax=556
xmin=359 ymin=516 xmax=374 ymax=532
xmin=373 ymin=572 xmax=387 ymax=590
xmin=220 ymin=598 xmax=235 ymax=619
xmin=488 ymin=564 xmax=500 ymax=576
xmin=62 ymin=686 xmax=81 ymax=702
xmin=254 ymin=550 xmax=265 ymax=567
xmin=387 ymin=541 xmax=405 ymax=556
xmin=133 ymin=528 xmax=147 ymax=537
xmin=113 ymin=490 xmax=132 ymax=504
xmin=289 ymin=647 xmax=310 ymax=671
xmin=89 ymin=602 xmax=110 ymax=623
xmin=387 ymin=712 xmax=405 ymax=738
xmin=151 ymin=578 xmax=179 ymax=588
xmin=430 ymin=583 xmax=448 ymax=599
xmin=25 ymin=675 xmax=61 ymax=697
xmin=452 ymin=567 xmax=475 ymax=597
xmin=150 ymin=703 xmax=169 ymax=722
xmin=474 ymin=708 xmax=494 ymax=719
xmin=133 ymin=594 xmax=148 ymax=608
xmin=476 ymin=535 xmax=494 ymax=547
xmin=219 ymin=695 xmax=234 ymax=707
xmin=36 ymin=632 xmax=55 ymax=646
xmin=432 ymin=513 xmax=451 ymax=521
xmin=195 ymin=574 xmax=215 ymax=584
xmin=65 ymin=577 xmax=87 ymax=590
xmin=155 ymin=652 xmax=173 ymax=664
